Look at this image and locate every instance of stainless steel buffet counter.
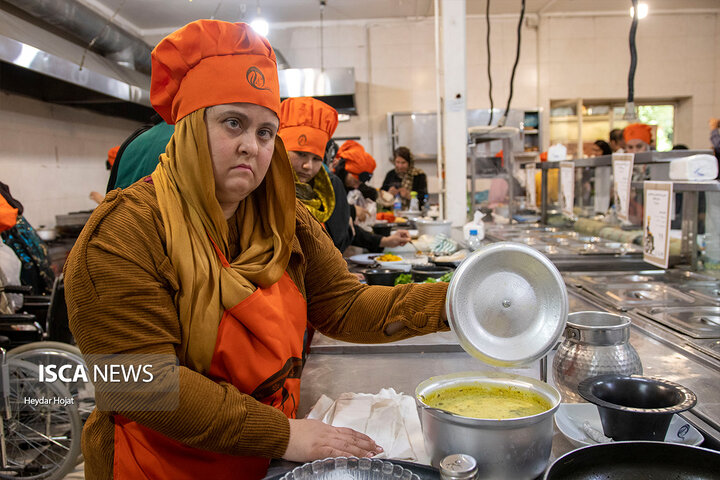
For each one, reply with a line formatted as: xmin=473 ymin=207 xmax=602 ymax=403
xmin=296 ymin=289 xmax=720 ymax=464
xmin=266 ymin=221 xmax=720 ymax=478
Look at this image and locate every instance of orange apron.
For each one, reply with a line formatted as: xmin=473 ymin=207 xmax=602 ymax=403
xmin=113 ymin=246 xmax=308 ymax=480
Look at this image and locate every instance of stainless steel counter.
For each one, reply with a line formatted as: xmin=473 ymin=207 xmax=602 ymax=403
xmin=297 ymin=290 xmax=720 ymax=468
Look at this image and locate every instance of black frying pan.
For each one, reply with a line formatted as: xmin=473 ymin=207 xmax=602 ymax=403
xmin=544 ymin=441 xmax=720 ymax=480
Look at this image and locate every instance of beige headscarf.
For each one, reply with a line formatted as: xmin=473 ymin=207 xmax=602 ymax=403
xmin=151 ymin=109 xmax=296 ymax=374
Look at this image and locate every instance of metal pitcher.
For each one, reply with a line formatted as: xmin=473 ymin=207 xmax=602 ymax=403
xmin=552 ymin=311 xmax=642 ymax=402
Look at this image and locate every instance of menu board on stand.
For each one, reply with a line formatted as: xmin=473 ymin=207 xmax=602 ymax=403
xmin=643 ymin=181 xmax=673 ymax=268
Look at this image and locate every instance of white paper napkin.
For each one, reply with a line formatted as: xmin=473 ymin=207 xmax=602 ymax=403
xmin=306 ymin=388 xmax=430 ymax=465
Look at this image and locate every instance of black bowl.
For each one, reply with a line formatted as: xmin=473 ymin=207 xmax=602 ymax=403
xmin=363 ymin=269 xmax=402 ymax=286
xmin=410 ymin=264 xmax=452 ymax=283
xmin=372 ymin=223 xmax=393 ymax=236
xmin=577 ymin=374 xmax=697 ymax=441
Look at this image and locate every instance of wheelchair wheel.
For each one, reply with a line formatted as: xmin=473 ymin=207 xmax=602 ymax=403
xmin=7 ymin=342 xmax=94 ymax=423
xmin=0 ymin=359 xmax=82 ymax=480
xmin=7 ymin=342 xmax=93 ymax=467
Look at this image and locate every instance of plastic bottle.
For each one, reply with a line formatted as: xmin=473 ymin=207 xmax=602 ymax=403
xmin=409 ymin=191 xmax=420 ymax=212
xmin=463 ymin=210 xmax=485 ymax=242
xmin=393 ymin=194 xmax=402 ymax=215
xmin=467 ymin=229 xmax=482 ymax=251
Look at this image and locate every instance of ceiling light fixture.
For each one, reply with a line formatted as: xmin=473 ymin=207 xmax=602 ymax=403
xmin=630 ymin=3 xmax=648 ymax=19
xmin=250 ymin=1 xmax=269 ymax=37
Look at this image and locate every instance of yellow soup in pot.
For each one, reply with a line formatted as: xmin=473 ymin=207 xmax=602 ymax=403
xmin=422 ymin=384 xmax=551 ymax=420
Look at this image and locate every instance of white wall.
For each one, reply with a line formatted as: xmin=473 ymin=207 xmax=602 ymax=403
xmin=2 ymin=9 xmax=717 ymax=228
xmin=269 ymin=10 xmax=718 ymax=189
xmin=0 ymin=92 xmax=141 ymax=228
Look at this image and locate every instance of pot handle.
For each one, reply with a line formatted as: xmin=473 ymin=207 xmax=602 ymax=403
xmin=564 ymin=326 xmax=581 ymax=341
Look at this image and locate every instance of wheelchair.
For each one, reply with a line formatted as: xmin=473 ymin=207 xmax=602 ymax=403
xmin=0 ymin=275 xmax=91 ymax=475
xmin=0 ymin=342 xmax=82 ymax=479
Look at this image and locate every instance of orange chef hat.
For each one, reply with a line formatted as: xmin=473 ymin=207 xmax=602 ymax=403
xmin=278 ymin=97 xmax=338 ymax=158
xmin=106 ymin=145 xmax=120 ymax=168
xmin=337 ymin=140 xmax=376 ymax=177
xmin=150 ymin=20 xmax=280 ymax=124
xmin=623 ymin=123 xmax=652 ymax=144
xmin=336 ymin=140 xmax=362 ymax=161
xmin=346 ymin=151 xmax=377 ymax=177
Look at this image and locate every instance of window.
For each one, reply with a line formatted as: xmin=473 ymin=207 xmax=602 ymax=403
xmin=549 ymin=99 xmax=676 ymax=158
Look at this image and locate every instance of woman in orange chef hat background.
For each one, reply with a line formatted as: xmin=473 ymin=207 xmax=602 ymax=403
xmin=623 ymin=123 xmax=653 ymax=153
xmin=335 ymin=140 xmax=379 ymax=202
xmin=621 ymin=123 xmax=653 ymax=224
xmin=279 ymin=102 xmax=410 ymax=253
xmin=64 ymin=20 xmax=449 ymax=480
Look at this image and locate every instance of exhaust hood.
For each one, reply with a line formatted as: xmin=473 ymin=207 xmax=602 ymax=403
xmin=279 ymin=68 xmax=357 ymax=115
xmin=0 ymin=7 xmax=153 ymax=121
xmin=1 ymin=0 xmax=353 ymax=120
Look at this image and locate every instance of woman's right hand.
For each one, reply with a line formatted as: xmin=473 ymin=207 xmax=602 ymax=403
xmin=388 ymin=186 xmax=398 ymax=196
xmin=282 ymin=418 xmax=383 ymax=462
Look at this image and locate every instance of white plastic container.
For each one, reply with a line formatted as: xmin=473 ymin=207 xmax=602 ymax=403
xmin=669 ymin=154 xmax=719 ymax=181
xmin=415 ymin=218 xmax=452 ymax=238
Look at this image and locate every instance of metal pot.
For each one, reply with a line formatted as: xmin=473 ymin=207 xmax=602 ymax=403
xmin=552 ymin=311 xmax=642 ymax=402
xmin=415 ymin=371 xmax=561 ymax=480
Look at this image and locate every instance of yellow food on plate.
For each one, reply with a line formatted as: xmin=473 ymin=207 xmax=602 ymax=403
xmin=422 ymin=384 xmax=551 ymax=420
xmin=375 ymin=253 xmax=402 ymax=262
xmin=394 ymin=216 xmax=407 ymax=223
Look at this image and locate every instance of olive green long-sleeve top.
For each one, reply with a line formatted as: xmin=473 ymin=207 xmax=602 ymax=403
xmin=64 ymin=180 xmax=448 ymax=479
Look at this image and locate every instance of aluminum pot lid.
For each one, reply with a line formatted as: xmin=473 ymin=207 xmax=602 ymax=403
xmin=446 ymin=241 xmax=568 ymax=366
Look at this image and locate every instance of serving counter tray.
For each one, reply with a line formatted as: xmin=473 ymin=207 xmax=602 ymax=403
xmin=582 ymin=282 xmax=698 ymax=310
xmin=567 ymin=270 xmax=719 ymax=288
xmin=636 ymin=306 xmax=720 ymax=339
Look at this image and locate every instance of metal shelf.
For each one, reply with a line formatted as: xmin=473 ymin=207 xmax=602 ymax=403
xmin=631 ymin=181 xmax=720 ymax=192
xmin=467 ymin=126 xmax=522 ymax=220
xmin=529 ymin=149 xmax=717 ymax=271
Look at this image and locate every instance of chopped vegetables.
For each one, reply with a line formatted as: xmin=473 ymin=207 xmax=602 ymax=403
xmin=438 ymin=271 xmax=453 ymax=282
xmin=393 ymin=271 xmax=454 ymax=285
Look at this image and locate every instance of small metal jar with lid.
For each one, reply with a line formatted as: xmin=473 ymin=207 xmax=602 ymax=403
xmin=439 ymin=454 xmax=478 ymax=480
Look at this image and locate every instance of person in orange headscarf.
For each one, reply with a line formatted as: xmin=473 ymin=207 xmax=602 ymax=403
xmin=335 ymin=140 xmax=378 ymax=202
xmin=64 ymin=20 xmax=449 ymax=480
xmin=90 ymin=145 xmax=122 ymax=204
xmin=623 ymin=123 xmax=652 ymax=153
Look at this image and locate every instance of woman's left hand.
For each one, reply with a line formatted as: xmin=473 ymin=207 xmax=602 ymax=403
xmin=282 ymin=419 xmax=383 ymax=462
xmin=398 ymin=187 xmax=411 ymax=199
